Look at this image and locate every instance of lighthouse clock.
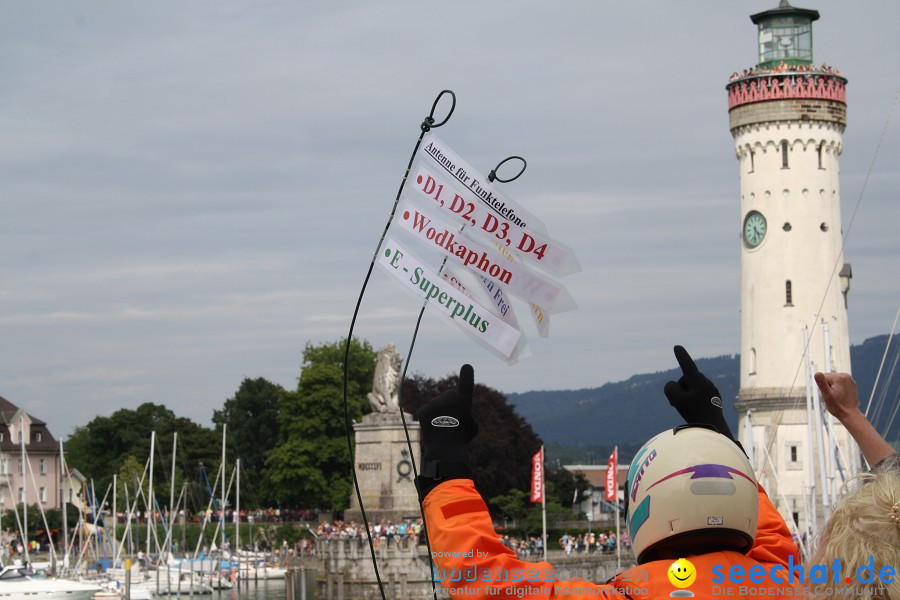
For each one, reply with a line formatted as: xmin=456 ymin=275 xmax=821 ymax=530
xmin=726 ymin=1 xmax=857 ymax=535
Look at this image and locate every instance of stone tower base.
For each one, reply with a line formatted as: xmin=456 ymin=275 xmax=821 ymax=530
xmin=344 ymin=412 xmax=422 ymax=524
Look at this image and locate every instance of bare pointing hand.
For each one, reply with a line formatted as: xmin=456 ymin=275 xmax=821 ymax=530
xmin=813 ymin=371 xmax=860 ymax=422
xmin=814 ymin=371 xmax=896 ymax=467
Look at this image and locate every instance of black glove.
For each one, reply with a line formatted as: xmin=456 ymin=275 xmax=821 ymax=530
xmin=664 ymin=345 xmax=736 ymax=441
xmin=416 ymin=364 xmax=478 ymax=500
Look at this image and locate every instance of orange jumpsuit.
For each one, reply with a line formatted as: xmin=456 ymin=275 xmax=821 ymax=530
xmin=423 ymin=480 xmax=802 ymax=599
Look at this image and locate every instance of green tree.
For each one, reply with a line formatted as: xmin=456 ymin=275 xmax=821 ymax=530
xmin=401 ymin=371 xmax=542 ymax=502
xmin=521 ymin=499 xmax=575 ymax=534
xmin=489 ymin=488 xmax=530 ymax=522
xmin=265 ymin=338 xmax=376 ymax=511
xmin=170 ymin=418 xmax=221 ymax=513
xmin=299 ymin=338 xmax=377 ymax=402
xmin=212 ymin=377 xmax=284 ymax=506
xmin=64 ymin=404 xmax=220 ymax=514
xmin=1 ymin=504 xmax=46 ymax=541
xmin=116 ymin=455 xmax=145 ymax=511
xmin=546 ymin=468 xmax=589 ymax=509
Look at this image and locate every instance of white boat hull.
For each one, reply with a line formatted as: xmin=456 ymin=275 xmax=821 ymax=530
xmin=0 ymin=580 xmax=101 ymax=600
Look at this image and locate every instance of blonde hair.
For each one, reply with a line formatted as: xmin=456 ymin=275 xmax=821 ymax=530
xmin=807 ymin=456 xmax=900 ymax=600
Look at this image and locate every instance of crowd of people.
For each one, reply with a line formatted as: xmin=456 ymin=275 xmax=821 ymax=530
xmin=558 ymin=531 xmax=629 ymax=556
xmin=729 ymin=61 xmax=843 ymax=81
xmin=0 ymin=533 xmax=40 ymax=561
xmin=112 ymin=506 xmax=324 ymax=525
xmin=498 ymin=535 xmax=542 ymax=558
xmin=313 ymin=519 xmax=424 ymax=547
xmin=496 ymin=532 xmax=631 ymax=559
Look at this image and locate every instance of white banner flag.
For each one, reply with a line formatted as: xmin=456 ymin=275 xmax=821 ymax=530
xmin=439 ymin=267 xmax=481 ymax=302
xmin=410 ymin=134 xmax=580 ymax=277
xmin=491 ymin=242 xmax=550 ymax=338
xmin=377 ymin=238 xmax=524 ymax=360
xmin=530 ymin=303 xmax=550 ymax=338
xmin=443 ymin=266 xmax=521 ymax=331
xmin=394 ymin=200 xmax=575 ymax=313
xmin=475 ymin=275 xmax=520 ymax=330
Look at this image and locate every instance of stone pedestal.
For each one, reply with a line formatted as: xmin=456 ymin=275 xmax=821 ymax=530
xmin=344 ymin=412 xmax=421 ymax=523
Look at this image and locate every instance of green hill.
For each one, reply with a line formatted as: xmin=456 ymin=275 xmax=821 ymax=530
xmin=507 ymin=335 xmax=899 ymax=465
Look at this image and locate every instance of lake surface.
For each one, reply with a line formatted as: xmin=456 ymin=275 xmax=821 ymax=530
xmin=209 ymin=578 xmax=287 ymax=600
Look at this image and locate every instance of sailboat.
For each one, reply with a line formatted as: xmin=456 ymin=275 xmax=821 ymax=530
xmin=100 ymin=432 xmax=214 ymax=597
xmin=0 ymin=562 xmax=102 ymax=599
xmin=0 ymin=420 xmax=103 ymax=600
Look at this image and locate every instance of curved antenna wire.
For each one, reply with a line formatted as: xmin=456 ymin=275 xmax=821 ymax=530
xmin=396 ymin=244 xmax=457 ymax=600
xmin=396 ymin=307 xmax=440 ymax=600
xmin=394 ymin=158 xmax=526 ymax=599
xmin=340 ymin=90 xmax=455 ymax=600
xmin=488 ymin=155 xmax=527 ymax=183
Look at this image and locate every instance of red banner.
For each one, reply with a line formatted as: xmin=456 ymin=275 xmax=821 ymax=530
xmin=530 ymin=448 xmax=544 ymax=503
xmin=605 ymin=448 xmax=617 ymax=501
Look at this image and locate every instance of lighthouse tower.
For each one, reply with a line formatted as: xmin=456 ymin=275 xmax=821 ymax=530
xmin=727 ymin=1 xmax=857 ymax=534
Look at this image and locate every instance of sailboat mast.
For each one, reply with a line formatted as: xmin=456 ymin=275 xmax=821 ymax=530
xmin=236 ymin=458 xmax=240 ymax=559
xmin=125 ymin=485 xmax=133 ymax=560
xmin=810 ymin=361 xmax=830 ymax=514
xmin=20 ymin=415 xmax=29 ymax=565
xmin=220 ymin=424 xmax=227 ymax=552
xmin=147 ymin=431 xmax=155 ymax=557
xmin=803 ymin=327 xmax=818 ymax=533
xmin=112 ymin=474 xmax=117 ymax=567
xmin=169 ymin=432 xmax=177 ymax=558
xmin=822 ymin=322 xmax=841 ymax=495
xmin=744 ymin=410 xmax=755 ymax=470
xmin=60 ymin=437 xmax=69 ymax=570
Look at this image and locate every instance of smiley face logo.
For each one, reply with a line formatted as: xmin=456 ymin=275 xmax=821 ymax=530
xmin=668 ymin=558 xmax=697 ymax=589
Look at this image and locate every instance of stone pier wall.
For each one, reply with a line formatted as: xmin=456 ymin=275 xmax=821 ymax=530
xmin=285 ymin=539 xmax=636 ymax=600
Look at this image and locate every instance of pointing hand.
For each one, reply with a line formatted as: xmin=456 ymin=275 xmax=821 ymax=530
xmin=417 ymin=364 xmax=478 ymax=499
xmin=664 ymin=345 xmax=735 ymax=440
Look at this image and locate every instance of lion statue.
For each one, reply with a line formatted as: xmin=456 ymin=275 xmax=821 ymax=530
xmin=367 ymin=343 xmax=403 ymax=413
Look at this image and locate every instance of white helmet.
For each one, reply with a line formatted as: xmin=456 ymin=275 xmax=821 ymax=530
xmin=625 ymin=424 xmax=758 ymax=564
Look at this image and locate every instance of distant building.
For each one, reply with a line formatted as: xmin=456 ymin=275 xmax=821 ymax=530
xmin=563 ymin=464 xmax=629 ymax=523
xmin=0 ymin=395 xmax=63 ymax=509
xmin=63 ymin=467 xmax=88 ymax=512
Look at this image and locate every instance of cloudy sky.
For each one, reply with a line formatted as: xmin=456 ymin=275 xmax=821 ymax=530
xmin=1 ymin=2 xmax=898 ymax=438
